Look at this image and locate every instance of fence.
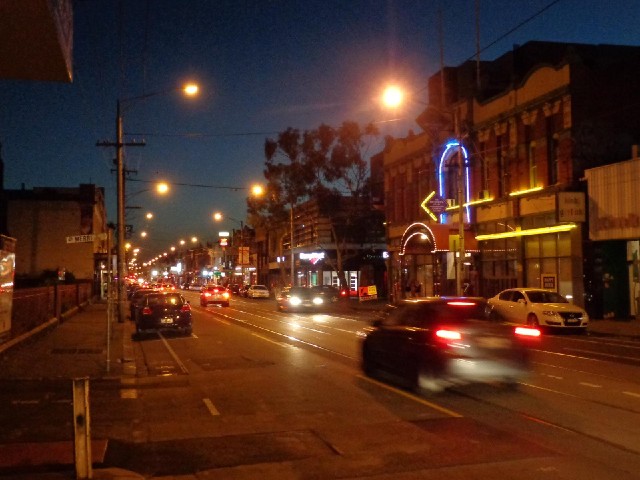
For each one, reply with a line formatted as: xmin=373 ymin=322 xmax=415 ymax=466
xmin=10 ymin=281 xmax=94 ymax=339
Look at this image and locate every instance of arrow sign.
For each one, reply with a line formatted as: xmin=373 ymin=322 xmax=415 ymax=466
xmin=421 ymin=191 xmax=447 ymax=221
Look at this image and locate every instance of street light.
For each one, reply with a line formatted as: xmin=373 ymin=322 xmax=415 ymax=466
xmin=99 ymin=83 xmax=198 ymax=323
xmin=382 ymin=84 xmax=467 ymax=296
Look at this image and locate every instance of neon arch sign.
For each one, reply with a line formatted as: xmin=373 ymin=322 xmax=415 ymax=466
xmin=438 ymin=140 xmax=470 ymax=223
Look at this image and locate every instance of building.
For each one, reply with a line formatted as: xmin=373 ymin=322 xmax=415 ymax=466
xmin=379 ymin=41 xmax=640 ymax=315
xmin=585 ymin=148 xmax=640 ymax=319
xmin=255 ymin=198 xmax=387 ymax=296
xmin=5 ymin=184 xmax=109 ymax=291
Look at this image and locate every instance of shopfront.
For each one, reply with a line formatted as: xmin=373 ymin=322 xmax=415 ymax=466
xmin=585 ymin=157 xmax=640 ymax=318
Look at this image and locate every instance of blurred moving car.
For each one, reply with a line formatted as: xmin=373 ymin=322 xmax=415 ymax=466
xmin=361 ymin=297 xmax=540 ymax=393
xmin=487 ymin=288 xmax=589 ymax=330
xmin=310 ymin=285 xmax=346 ymax=302
xmin=246 ymin=284 xmax=270 ymax=299
xmin=200 ymin=285 xmax=230 ymax=307
xmin=135 ymin=291 xmax=192 ymax=336
xmin=276 ymin=286 xmax=325 ymax=311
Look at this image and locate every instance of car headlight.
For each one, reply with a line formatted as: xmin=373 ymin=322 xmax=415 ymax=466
xmin=289 ymin=296 xmax=302 ymax=306
xmin=542 ymin=310 xmax=559 ymax=317
xmin=312 ymin=297 xmax=323 ymax=305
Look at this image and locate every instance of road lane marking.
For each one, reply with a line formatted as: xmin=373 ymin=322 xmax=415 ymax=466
xmin=623 ymin=391 xmax=640 ymax=398
xmin=356 ymin=374 xmax=462 ymax=418
xmin=579 ymin=382 xmax=602 ymax=388
xmin=158 ymin=333 xmax=190 ymax=374
xmin=203 ymin=398 xmax=220 ymax=416
xmin=251 ymin=332 xmax=297 ymax=348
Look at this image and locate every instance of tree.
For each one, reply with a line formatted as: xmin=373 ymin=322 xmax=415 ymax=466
xmin=248 ymin=121 xmax=383 ymax=289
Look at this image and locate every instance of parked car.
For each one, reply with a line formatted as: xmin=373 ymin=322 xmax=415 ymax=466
xmin=361 ymin=297 xmax=540 ymax=393
xmin=128 ymin=287 xmax=158 ymax=322
xmin=135 ymin=291 xmax=192 ymax=336
xmin=487 ymin=288 xmax=589 ymax=330
xmin=276 ymin=286 xmax=325 ymax=311
xmin=310 ymin=285 xmax=346 ymax=302
xmin=229 ymin=284 xmax=241 ymax=295
xmin=200 ymin=285 xmax=230 ymax=307
xmin=246 ymin=284 xmax=270 ymax=299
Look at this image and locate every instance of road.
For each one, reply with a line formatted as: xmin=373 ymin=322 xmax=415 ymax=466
xmin=2 ymin=292 xmax=640 ymax=478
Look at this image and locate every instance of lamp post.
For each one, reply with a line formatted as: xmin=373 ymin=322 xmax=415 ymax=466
xmin=290 ymin=204 xmax=294 ymax=287
xmin=214 ymin=212 xmax=245 ymax=284
xmin=99 ymin=84 xmax=198 ymax=323
xmin=381 ymin=84 xmax=466 ymax=296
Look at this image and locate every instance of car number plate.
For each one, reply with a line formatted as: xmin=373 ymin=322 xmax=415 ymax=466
xmin=477 ymin=336 xmax=510 ymax=349
xmin=161 ymin=317 xmax=174 ymax=324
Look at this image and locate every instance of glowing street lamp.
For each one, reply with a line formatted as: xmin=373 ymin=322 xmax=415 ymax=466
xmin=101 ymin=82 xmax=199 ymax=323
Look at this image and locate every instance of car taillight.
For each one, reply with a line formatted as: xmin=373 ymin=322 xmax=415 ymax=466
xmin=223 ymin=292 xmax=230 ymax=299
xmin=515 ymin=326 xmax=541 ymax=337
xmin=142 ymin=307 xmax=152 ymax=315
xmin=435 ymin=329 xmax=462 ymax=341
xmin=181 ymin=304 xmax=191 ymax=312
xmin=446 ymin=301 xmax=477 ymax=306
xmin=204 ymin=292 xmax=211 ymax=297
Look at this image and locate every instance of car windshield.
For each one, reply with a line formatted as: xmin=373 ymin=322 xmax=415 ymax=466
xmin=147 ymin=294 xmax=183 ymax=306
xmin=252 ymin=285 xmax=268 ymax=290
xmin=525 ymin=290 xmax=568 ymax=304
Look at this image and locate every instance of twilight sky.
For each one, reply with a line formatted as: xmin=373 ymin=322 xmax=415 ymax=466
xmin=0 ymin=0 xmax=638 ymax=261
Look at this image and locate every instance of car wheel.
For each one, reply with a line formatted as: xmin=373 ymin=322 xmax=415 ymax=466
xmin=184 ymin=327 xmax=193 ymax=336
xmin=488 ymin=308 xmax=500 ymax=321
xmin=527 ymin=313 xmax=540 ymax=327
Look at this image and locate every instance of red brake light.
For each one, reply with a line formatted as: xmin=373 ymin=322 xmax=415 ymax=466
xmin=435 ymin=329 xmax=462 ymax=341
xmin=142 ymin=306 xmax=152 ymax=315
xmin=446 ymin=301 xmax=477 ymax=306
xmin=204 ymin=292 xmax=211 ymax=297
xmin=515 ymin=326 xmax=541 ymax=337
xmin=181 ymin=304 xmax=191 ymax=312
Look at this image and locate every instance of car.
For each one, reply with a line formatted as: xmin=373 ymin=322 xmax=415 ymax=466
xmin=276 ymin=286 xmax=325 ymax=311
xmin=487 ymin=288 xmax=589 ymax=330
xmin=128 ymin=287 xmax=159 ymax=322
xmin=200 ymin=285 xmax=230 ymax=307
xmin=229 ymin=284 xmax=241 ymax=295
xmin=246 ymin=284 xmax=270 ymax=299
xmin=135 ymin=291 xmax=192 ymax=336
xmin=361 ymin=297 xmax=540 ymax=393
xmin=310 ymin=285 xmax=347 ymax=302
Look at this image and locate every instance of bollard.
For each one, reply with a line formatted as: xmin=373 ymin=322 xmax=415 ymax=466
xmin=72 ymin=378 xmax=92 ymax=479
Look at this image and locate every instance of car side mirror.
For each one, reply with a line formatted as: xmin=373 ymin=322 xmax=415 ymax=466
xmin=517 ymin=298 xmax=527 ymax=305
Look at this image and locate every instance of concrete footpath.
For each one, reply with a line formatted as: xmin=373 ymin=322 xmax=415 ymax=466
xmin=0 ymin=299 xmax=639 ymax=479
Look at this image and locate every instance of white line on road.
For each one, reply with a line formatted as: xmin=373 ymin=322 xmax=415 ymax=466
xmin=203 ymin=398 xmax=220 ymax=416
xmin=579 ymin=382 xmax=603 ymax=388
xmin=158 ymin=333 xmax=190 ymax=374
xmin=623 ymin=391 xmax=640 ymax=398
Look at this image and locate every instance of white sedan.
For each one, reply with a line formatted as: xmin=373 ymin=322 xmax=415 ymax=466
xmin=487 ymin=288 xmax=588 ymax=330
xmin=246 ymin=284 xmax=270 ymax=299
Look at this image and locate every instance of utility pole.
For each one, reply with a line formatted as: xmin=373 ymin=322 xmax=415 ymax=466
xmin=454 ymin=109 xmax=466 ymax=296
xmin=97 ymin=100 xmax=145 ymax=323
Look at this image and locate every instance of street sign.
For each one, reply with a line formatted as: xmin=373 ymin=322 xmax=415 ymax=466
xmin=66 ymin=234 xmax=94 ymax=244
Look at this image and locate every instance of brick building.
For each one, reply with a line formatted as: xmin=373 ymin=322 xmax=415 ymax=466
xmin=379 ymin=41 xmax=640 ymax=316
xmin=5 ymin=184 xmax=109 ymax=288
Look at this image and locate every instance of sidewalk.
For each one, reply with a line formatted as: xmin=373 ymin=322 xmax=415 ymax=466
xmin=0 ymin=300 xmax=143 ymax=479
xmin=0 ymin=299 xmax=639 ymax=479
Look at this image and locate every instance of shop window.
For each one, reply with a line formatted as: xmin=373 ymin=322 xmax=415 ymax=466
xmin=557 ymin=232 xmax=571 ymax=256
xmin=524 ymin=236 xmax=539 ymax=258
xmin=541 ymin=233 xmax=557 ymax=257
xmin=526 ymin=260 xmax=541 ymax=287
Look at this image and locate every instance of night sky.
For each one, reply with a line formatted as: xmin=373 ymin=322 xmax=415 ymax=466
xmin=0 ymin=0 xmax=638 ymax=262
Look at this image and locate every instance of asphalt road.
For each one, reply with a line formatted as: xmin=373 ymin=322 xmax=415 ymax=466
xmin=1 ymin=294 xmax=640 ymax=479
